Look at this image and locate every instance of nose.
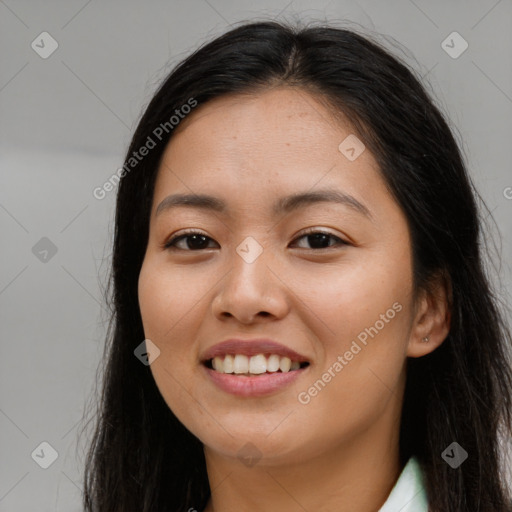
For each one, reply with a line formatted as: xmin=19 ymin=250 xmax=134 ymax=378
xmin=211 ymin=244 xmax=290 ymax=325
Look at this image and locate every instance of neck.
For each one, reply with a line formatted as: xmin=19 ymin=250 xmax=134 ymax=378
xmin=202 ymin=402 xmax=403 ymax=512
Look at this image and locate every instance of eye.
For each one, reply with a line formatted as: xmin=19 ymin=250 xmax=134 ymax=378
xmin=163 ymin=230 xmax=218 ymax=251
xmin=290 ymin=229 xmax=349 ymax=250
xmin=163 ymin=229 xmax=349 ymax=251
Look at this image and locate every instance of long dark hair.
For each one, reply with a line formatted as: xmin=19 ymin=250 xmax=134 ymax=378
xmin=81 ymin=21 xmax=512 ymax=511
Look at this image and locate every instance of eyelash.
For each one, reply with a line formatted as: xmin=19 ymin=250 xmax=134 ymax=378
xmin=163 ymin=228 xmax=349 ymax=251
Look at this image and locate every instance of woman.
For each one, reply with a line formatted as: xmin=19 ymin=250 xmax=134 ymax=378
xmin=81 ymin=21 xmax=512 ymax=511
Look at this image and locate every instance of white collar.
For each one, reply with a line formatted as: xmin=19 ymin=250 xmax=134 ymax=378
xmin=378 ymin=457 xmax=428 ymax=512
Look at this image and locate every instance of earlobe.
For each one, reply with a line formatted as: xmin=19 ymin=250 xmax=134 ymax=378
xmin=407 ymin=272 xmax=452 ymax=358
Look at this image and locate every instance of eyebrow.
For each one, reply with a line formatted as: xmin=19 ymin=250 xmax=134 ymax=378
xmin=155 ymin=189 xmax=372 ymax=219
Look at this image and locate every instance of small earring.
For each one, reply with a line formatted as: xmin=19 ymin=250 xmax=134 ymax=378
xmin=421 ymin=336 xmax=430 ymax=343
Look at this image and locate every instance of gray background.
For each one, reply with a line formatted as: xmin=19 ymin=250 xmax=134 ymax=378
xmin=1 ymin=0 xmax=511 ymax=510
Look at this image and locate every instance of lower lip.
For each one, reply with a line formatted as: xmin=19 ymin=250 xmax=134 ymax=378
xmin=202 ymin=365 xmax=308 ymax=397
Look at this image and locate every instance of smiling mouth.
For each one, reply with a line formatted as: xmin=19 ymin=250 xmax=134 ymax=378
xmin=204 ymin=354 xmax=310 ymax=376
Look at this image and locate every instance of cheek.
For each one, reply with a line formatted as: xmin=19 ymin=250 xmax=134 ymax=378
xmin=138 ymin=257 xmax=207 ymax=342
xmin=292 ymin=253 xmax=412 ymax=354
xmin=137 ymin=259 xmax=202 ymax=388
xmin=138 ymin=258 xmax=206 ymax=423
xmin=291 ymin=251 xmax=413 ymax=414
xmin=291 ymin=279 xmax=411 ymax=461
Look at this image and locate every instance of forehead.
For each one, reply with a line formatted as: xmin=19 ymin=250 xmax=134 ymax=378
xmin=154 ymin=87 xmax=382 ymax=198
xmin=171 ymin=87 xmax=357 ymax=155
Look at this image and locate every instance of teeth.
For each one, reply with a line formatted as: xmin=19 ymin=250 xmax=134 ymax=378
xmin=267 ymin=354 xmax=280 ymax=372
xmin=223 ymin=354 xmax=234 ymax=373
xmin=212 ymin=356 xmax=224 ymax=372
xmin=249 ymin=354 xmax=267 ymax=374
xmin=279 ymin=356 xmax=291 ymax=372
xmin=209 ymin=353 xmax=306 ymax=375
xmin=234 ymin=354 xmax=249 ymax=374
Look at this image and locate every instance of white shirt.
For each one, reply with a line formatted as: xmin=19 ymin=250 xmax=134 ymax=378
xmin=378 ymin=457 xmax=428 ymax=511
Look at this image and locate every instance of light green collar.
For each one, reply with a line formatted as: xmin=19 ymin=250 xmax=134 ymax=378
xmin=378 ymin=457 xmax=428 ymax=511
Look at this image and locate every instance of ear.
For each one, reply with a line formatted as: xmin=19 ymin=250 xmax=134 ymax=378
xmin=407 ymin=271 xmax=452 ymax=358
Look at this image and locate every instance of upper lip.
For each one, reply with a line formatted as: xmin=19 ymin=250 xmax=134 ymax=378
xmin=200 ymin=338 xmax=309 ymax=363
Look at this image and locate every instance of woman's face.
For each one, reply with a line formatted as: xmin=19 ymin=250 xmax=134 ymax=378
xmin=138 ymin=87 xmax=418 ymax=465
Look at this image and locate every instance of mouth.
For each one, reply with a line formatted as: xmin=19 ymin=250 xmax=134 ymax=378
xmin=203 ymin=354 xmax=310 ymax=376
xmin=200 ymin=338 xmax=311 ymax=396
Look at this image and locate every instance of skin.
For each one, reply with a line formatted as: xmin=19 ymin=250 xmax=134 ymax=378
xmin=138 ymin=87 xmax=450 ymax=512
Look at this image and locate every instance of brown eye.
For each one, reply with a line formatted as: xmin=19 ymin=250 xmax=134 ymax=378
xmin=164 ymin=232 xmax=218 ymax=251
xmin=291 ymin=230 xmax=348 ymax=250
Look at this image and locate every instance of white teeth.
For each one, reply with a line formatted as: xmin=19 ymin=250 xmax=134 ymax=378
xmin=223 ymin=354 xmax=234 ymax=373
xmin=249 ymin=354 xmax=267 ymax=374
xmin=212 ymin=356 xmax=224 ymax=372
xmin=233 ymin=354 xmax=249 ymax=374
xmin=267 ymin=354 xmax=280 ymax=372
xmin=209 ymin=353 xmax=306 ymax=375
xmin=279 ymin=356 xmax=291 ymax=372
